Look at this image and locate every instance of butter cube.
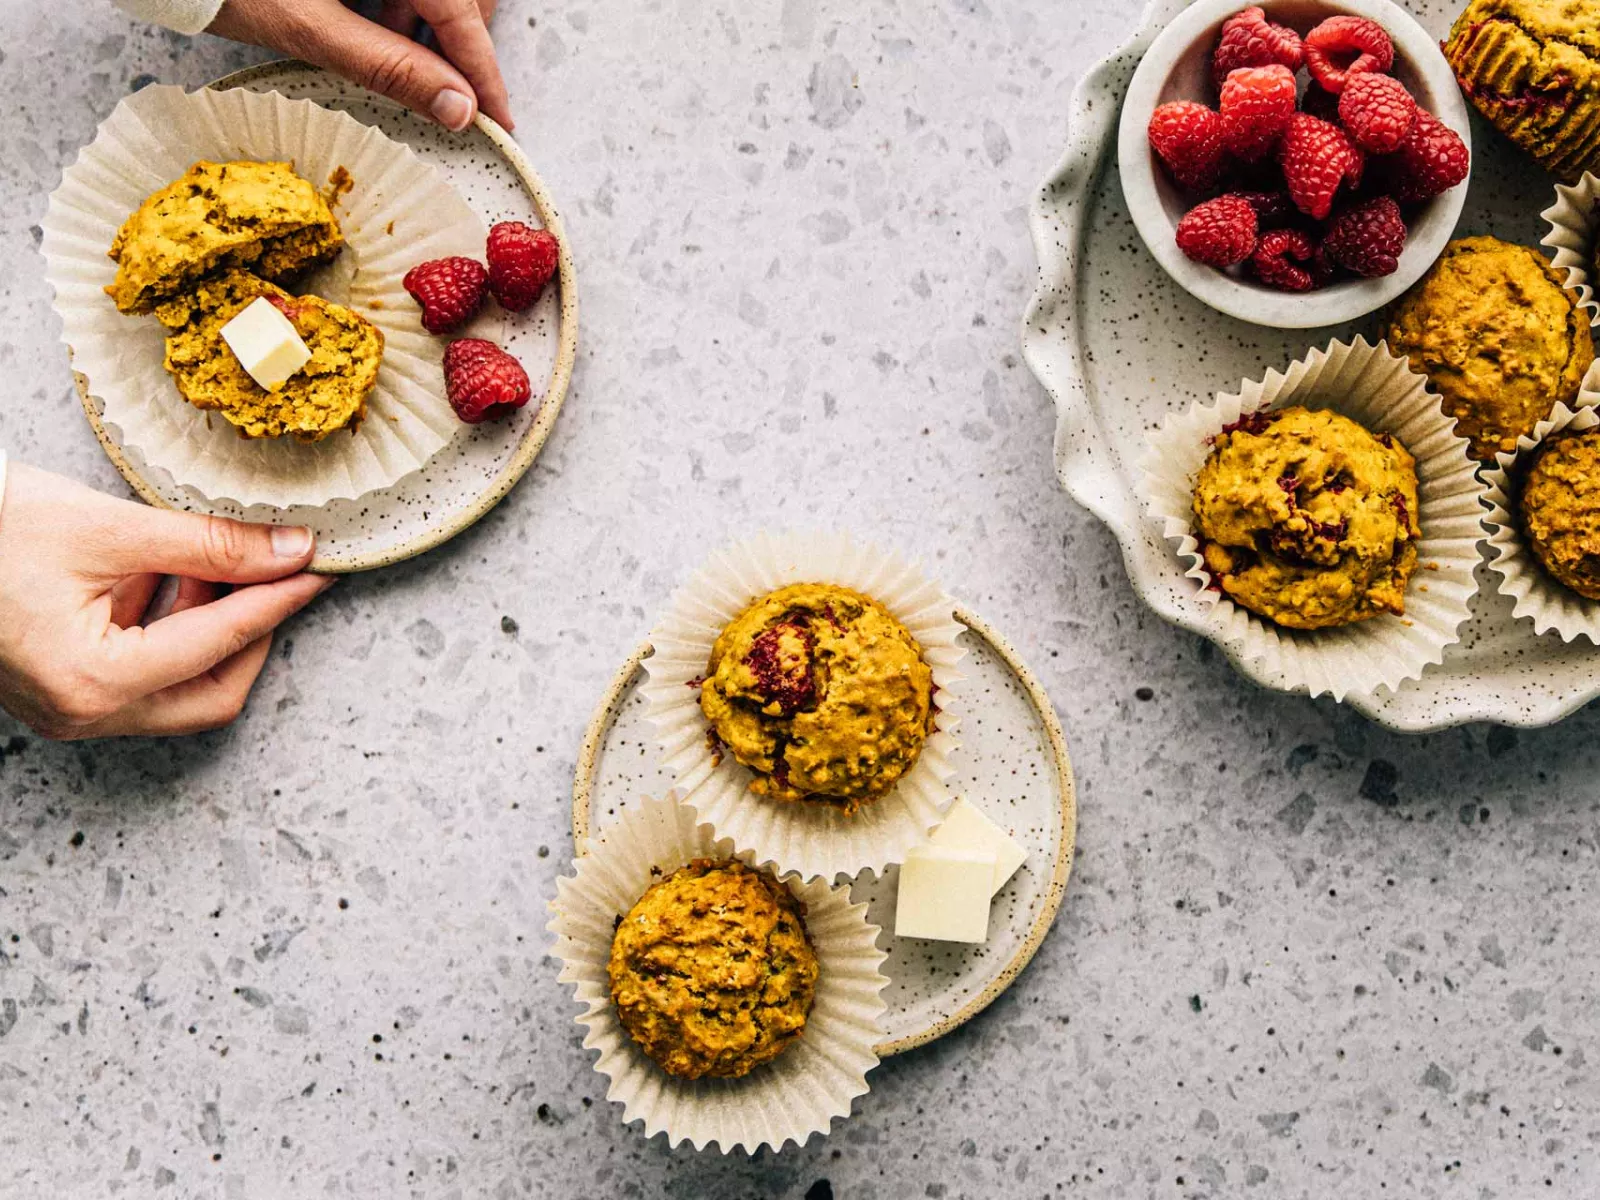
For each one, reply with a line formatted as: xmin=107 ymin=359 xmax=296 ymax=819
xmin=220 ymin=296 xmax=311 ymax=391
xmin=894 ymin=846 xmax=994 ymax=944
xmin=929 ymin=798 xmax=1027 ymax=897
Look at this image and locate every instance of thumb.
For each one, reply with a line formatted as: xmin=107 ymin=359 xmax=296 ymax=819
xmin=300 ymin=6 xmax=481 ymax=131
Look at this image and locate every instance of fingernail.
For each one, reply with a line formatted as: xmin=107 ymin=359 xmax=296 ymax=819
xmin=431 ymin=88 xmax=474 ymax=131
xmin=271 ymin=526 xmax=314 ymax=559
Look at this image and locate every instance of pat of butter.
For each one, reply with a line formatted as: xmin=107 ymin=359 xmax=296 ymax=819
xmin=894 ymin=846 xmax=994 ymax=944
xmin=929 ymin=798 xmax=1027 ymax=898
xmin=220 ymin=296 xmax=311 ymax=392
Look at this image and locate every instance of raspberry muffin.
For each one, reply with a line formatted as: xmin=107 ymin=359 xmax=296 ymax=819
xmin=155 ymin=269 xmax=382 ymax=440
xmin=608 ymin=858 xmax=818 ymax=1080
xmin=1520 ymin=427 xmax=1600 ymax=599
xmin=107 ymin=160 xmax=343 ymax=314
xmin=1191 ymin=406 xmax=1421 ymax=629
xmin=699 ymin=583 xmax=933 ymax=814
xmin=1383 ymin=237 xmax=1593 ymax=461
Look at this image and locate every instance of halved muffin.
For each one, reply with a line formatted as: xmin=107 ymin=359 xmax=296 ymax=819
xmin=155 ymin=269 xmax=382 ymax=441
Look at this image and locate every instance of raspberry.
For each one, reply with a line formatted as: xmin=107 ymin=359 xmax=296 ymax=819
xmin=744 ymin=618 xmax=816 ymax=715
xmin=1338 ymin=73 xmax=1417 ymax=154
xmin=1229 ymin=189 xmax=1296 ymax=228
xmin=402 ymin=256 xmax=487 ymax=334
xmin=1303 ymin=15 xmax=1394 ymax=94
xmin=1388 ymin=109 xmax=1470 ymax=203
xmin=1220 ymin=65 xmax=1298 ymax=161
xmin=1280 ymin=113 xmax=1364 ymax=220
xmin=485 ymin=221 xmax=560 ymax=312
xmin=1147 ymin=101 xmax=1226 ymax=190
xmin=1250 ymin=229 xmax=1318 ymax=292
xmin=1322 ymin=196 xmax=1407 ymax=277
xmin=443 ymin=337 xmax=532 ymax=423
xmin=1175 ymin=195 xmax=1258 ymax=267
xmin=1211 ymin=6 xmax=1304 ymax=89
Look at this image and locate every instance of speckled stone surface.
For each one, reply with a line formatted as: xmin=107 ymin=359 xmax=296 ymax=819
xmin=5 ymin=3 xmax=1600 ymax=1198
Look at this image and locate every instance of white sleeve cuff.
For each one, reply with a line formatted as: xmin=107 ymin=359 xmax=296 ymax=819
xmin=112 ymin=0 xmax=226 ymax=36
xmin=0 ymin=450 xmax=9 ymax=528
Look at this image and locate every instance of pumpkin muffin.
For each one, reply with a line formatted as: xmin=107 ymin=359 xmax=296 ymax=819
xmin=108 ymin=160 xmax=343 ymax=314
xmin=155 ymin=269 xmax=382 ymax=440
xmin=608 ymin=858 xmax=819 ymax=1081
xmin=1383 ymin=237 xmax=1593 ymax=461
xmin=1520 ymin=426 xmax=1600 ymax=599
xmin=1444 ymin=0 xmax=1600 ymax=184
xmin=700 ymin=583 xmax=933 ymax=814
xmin=1191 ymin=406 xmax=1422 ymax=630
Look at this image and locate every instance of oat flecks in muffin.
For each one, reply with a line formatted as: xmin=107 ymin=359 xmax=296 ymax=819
xmin=155 ymin=269 xmax=382 ymax=440
xmin=1445 ymin=0 xmax=1600 ymax=183
xmin=607 ymin=858 xmax=819 ymax=1081
xmin=107 ymin=160 xmax=344 ymax=315
xmin=1383 ymin=236 xmax=1593 ymax=462
xmin=1521 ymin=427 xmax=1600 ymax=600
xmin=1192 ymin=406 xmax=1421 ymax=630
xmin=700 ymin=582 xmax=933 ymax=814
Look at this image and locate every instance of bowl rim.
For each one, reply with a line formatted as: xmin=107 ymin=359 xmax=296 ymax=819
xmin=1115 ymin=0 xmax=1472 ymax=330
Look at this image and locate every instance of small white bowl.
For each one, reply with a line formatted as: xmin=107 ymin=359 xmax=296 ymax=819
xmin=1116 ymin=0 xmax=1471 ymax=330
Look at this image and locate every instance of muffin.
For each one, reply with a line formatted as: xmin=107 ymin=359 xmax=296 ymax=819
xmin=1191 ymin=406 xmax=1421 ymax=630
xmin=1520 ymin=426 xmax=1600 ymax=598
xmin=1444 ymin=0 xmax=1600 ymax=184
xmin=699 ymin=582 xmax=933 ymax=814
xmin=107 ymin=160 xmax=344 ymax=314
xmin=607 ymin=858 xmax=819 ymax=1081
xmin=155 ymin=269 xmax=383 ymax=440
xmin=1383 ymin=236 xmax=1593 ymax=461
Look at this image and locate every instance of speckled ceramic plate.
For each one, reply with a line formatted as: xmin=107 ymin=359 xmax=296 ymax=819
xmin=572 ymin=606 xmax=1077 ymax=1056
xmin=1023 ymin=0 xmax=1600 ymax=731
xmin=72 ymin=61 xmax=577 ymax=573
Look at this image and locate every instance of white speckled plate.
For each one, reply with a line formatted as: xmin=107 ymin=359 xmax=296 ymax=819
xmin=72 ymin=61 xmax=577 ymax=573
xmin=1022 ymin=0 xmax=1600 ymax=731
xmin=572 ymin=607 xmax=1077 ymax=1056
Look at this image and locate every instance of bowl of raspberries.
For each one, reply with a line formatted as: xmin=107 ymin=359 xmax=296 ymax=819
xmin=1116 ymin=0 xmax=1471 ymax=329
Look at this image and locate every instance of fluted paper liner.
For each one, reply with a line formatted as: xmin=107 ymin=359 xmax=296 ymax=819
xmin=642 ymin=531 xmax=966 ymax=883
xmin=1136 ymin=338 xmax=1487 ymax=702
xmin=548 ymin=795 xmax=889 ymax=1153
xmin=1482 ymin=390 xmax=1600 ymax=642
xmin=1540 ymin=173 xmax=1600 ymax=327
xmin=41 ymin=84 xmax=500 ymax=509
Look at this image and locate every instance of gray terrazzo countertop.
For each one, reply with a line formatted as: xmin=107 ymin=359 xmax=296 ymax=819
xmin=4 ymin=2 xmax=1599 ymax=1197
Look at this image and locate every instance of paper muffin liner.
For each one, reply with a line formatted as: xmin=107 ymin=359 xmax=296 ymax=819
xmin=1481 ymin=391 xmax=1600 ymax=642
xmin=1540 ymin=172 xmax=1600 ymax=327
xmin=41 ymin=84 xmax=504 ymax=509
xmin=641 ymin=531 xmax=966 ymax=884
xmin=1135 ymin=337 xmax=1487 ymax=702
xmin=548 ymin=794 xmax=889 ymax=1154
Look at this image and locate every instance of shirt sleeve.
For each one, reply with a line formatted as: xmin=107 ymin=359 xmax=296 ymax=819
xmin=111 ymin=0 xmax=226 ymax=36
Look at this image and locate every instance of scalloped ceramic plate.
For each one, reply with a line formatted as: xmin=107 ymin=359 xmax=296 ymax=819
xmin=1022 ymin=0 xmax=1600 ymax=731
xmin=572 ymin=607 xmax=1077 ymax=1056
xmin=70 ymin=61 xmax=578 ymax=573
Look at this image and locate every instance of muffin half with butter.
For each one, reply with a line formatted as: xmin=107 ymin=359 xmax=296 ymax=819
xmin=699 ymin=583 xmax=934 ymax=815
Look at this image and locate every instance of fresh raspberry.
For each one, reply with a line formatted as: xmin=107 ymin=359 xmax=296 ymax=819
xmin=1322 ymin=196 xmax=1407 ymax=277
xmin=1219 ymin=65 xmax=1298 ymax=161
xmin=1311 ymin=243 xmax=1339 ymax=289
xmin=1147 ymin=101 xmax=1226 ymax=190
xmin=1211 ymin=6 xmax=1304 ymax=89
xmin=402 ymin=256 xmax=487 ymax=334
xmin=1338 ymin=73 xmax=1417 ymax=154
xmin=1250 ymin=229 xmax=1318 ymax=292
xmin=443 ymin=338 xmax=532 ymax=424
xmin=1387 ymin=108 xmax=1470 ymax=203
xmin=485 ymin=221 xmax=560 ymax=312
xmin=1229 ymin=189 xmax=1296 ymax=228
xmin=1175 ymin=195 xmax=1259 ymax=267
xmin=1303 ymin=15 xmax=1394 ymax=94
xmin=1279 ymin=113 xmax=1365 ymax=220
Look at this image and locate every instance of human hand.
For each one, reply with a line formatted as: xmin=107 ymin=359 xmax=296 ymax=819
xmin=0 ymin=464 xmax=334 ymax=740
xmin=209 ymin=0 xmax=512 ymax=132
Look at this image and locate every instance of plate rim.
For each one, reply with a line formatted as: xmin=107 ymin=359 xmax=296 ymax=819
xmin=569 ymin=605 xmax=1079 ymax=1058
xmin=73 ymin=59 xmax=580 ymax=575
xmin=1019 ymin=0 xmax=1600 ymax=733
